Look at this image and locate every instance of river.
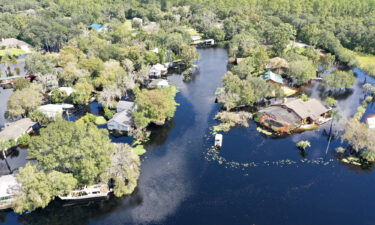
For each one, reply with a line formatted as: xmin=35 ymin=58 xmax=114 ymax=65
xmin=1 ymin=48 xmax=375 ymax=225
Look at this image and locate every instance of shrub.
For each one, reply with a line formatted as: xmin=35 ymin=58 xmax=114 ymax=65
xmin=296 ymin=140 xmax=311 ymax=150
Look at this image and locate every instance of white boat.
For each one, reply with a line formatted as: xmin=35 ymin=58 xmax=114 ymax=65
xmin=215 ymin=134 xmax=223 ymax=148
xmin=59 ymin=184 xmax=112 ymax=201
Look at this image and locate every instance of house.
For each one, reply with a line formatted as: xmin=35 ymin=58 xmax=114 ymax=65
xmin=0 ymin=38 xmax=32 ymax=53
xmin=116 ymin=100 xmax=136 ymax=113
xmin=266 ymin=57 xmax=289 ymax=74
xmin=149 ymin=64 xmax=168 ymax=78
xmin=148 ymin=79 xmax=169 ymax=89
xmin=108 ymin=101 xmax=136 ymax=132
xmin=0 ymin=174 xmax=20 ymax=210
xmin=132 ymin=17 xmax=143 ymax=25
xmin=58 ymin=87 xmax=76 ymax=96
xmin=367 ymin=115 xmax=375 ymax=129
xmin=204 ymin=39 xmax=215 ymax=46
xmin=261 ymin=71 xmax=284 ymax=85
xmin=87 ymin=24 xmax=107 ymax=32
xmin=259 ymin=98 xmax=330 ymax=133
xmin=0 ymin=118 xmax=36 ymax=142
xmin=191 ymin=35 xmax=202 ymax=45
xmin=37 ymin=104 xmax=74 ymax=118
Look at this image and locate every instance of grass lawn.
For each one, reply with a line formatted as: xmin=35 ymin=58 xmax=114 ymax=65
xmin=343 ymin=48 xmax=375 ymax=76
xmin=0 ymin=48 xmax=26 ymax=57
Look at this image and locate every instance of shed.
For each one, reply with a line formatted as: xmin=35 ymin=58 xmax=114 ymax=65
xmin=148 ymin=79 xmax=169 ymax=89
xmin=88 ymin=24 xmax=107 ymax=32
xmin=0 ymin=174 xmax=20 ymax=210
xmin=0 ymin=118 xmax=36 ymax=142
xmin=367 ymin=115 xmax=375 ymax=130
xmin=261 ymin=71 xmax=284 ymax=85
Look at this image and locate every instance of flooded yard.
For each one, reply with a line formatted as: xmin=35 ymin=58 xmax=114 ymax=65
xmin=1 ymin=48 xmax=375 ymax=225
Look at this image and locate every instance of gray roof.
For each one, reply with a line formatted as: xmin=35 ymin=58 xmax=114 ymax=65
xmin=260 ymin=106 xmax=301 ymax=126
xmin=116 ymin=101 xmax=135 ymax=112
xmin=275 ymin=98 xmax=329 ymax=120
xmin=109 ymin=110 xmax=133 ymax=126
xmin=0 ymin=38 xmax=30 ymax=48
xmin=0 ymin=118 xmax=36 ymax=141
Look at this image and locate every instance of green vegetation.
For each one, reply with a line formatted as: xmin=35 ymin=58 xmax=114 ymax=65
xmin=0 ymin=48 xmax=26 ymax=57
xmin=13 ymin=120 xmax=141 ymax=213
xmin=6 ymin=84 xmax=43 ymax=119
xmin=296 ymin=141 xmax=311 ymax=151
xmin=133 ymin=86 xmax=178 ymax=129
xmin=213 ymin=111 xmax=252 ymax=133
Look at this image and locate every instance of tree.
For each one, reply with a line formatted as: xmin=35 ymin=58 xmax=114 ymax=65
xmin=13 ymin=78 xmax=30 ymax=91
xmin=70 ymin=81 xmax=94 ymax=105
xmin=287 ymin=59 xmax=316 ymax=85
xmin=6 ymin=85 xmax=43 ymax=118
xmin=28 ymin=120 xmax=114 ymax=185
xmin=133 ymin=86 xmax=178 ymax=128
xmin=229 ymin=32 xmax=260 ymax=58
xmin=59 ymin=62 xmax=89 ymax=86
xmin=98 ymin=85 xmax=122 ymax=109
xmin=342 ymin=119 xmax=375 ymax=152
xmin=323 ymin=70 xmax=356 ymax=92
xmin=101 ymin=144 xmax=140 ymax=197
xmin=50 ymin=88 xmax=68 ymax=103
xmin=25 ymin=53 xmax=56 ymax=75
xmin=13 ymin=164 xmax=77 ymax=214
xmin=296 ymin=140 xmax=311 ymax=150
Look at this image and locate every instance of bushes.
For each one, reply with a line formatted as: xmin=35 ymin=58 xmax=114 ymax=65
xmin=213 ymin=111 xmax=252 ymax=132
xmin=296 ymin=140 xmax=311 ymax=150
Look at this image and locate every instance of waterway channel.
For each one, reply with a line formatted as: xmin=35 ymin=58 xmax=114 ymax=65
xmin=1 ymin=48 xmax=375 ymax=225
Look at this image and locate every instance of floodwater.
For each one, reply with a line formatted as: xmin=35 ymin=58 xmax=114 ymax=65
xmin=2 ymin=48 xmax=375 ymax=225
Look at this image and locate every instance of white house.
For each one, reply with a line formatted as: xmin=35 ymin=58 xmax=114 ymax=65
xmin=148 ymin=79 xmax=169 ymax=89
xmin=0 ymin=174 xmax=20 ymax=210
xmin=58 ymin=87 xmax=76 ymax=96
xmin=149 ymin=63 xmax=168 ymax=78
xmin=108 ymin=101 xmax=136 ymax=132
xmin=37 ymin=104 xmax=74 ymax=118
xmin=132 ymin=17 xmax=143 ymax=25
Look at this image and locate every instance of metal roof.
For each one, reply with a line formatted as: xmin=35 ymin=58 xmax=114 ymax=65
xmin=261 ymin=71 xmax=284 ymax=84
xmin=279 ymin=98 xmax=329 ymax=120
xmin=0 ymin=118 xmax=36 ymax=141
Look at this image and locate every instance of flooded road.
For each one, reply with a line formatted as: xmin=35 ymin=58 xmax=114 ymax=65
xmin=2 ymin=48 xmax=375 ymax=225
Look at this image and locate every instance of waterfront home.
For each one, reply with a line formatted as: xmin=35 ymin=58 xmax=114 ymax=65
xmin=0 ymin=174 xmax=20 ymax=210
xmin=0 ymin=38 xmax=32 ymax=53
xmin=261 ymin=71 xmax=284 ymax=85
xmin=258 ymin=98 xmax=330 ymax=133
xmin=148 ymin=79 xmax=169 ymax=89
xmin=108 ymin=101 xmax=136 ymax=132
xmin=191 ymin=35 xmax=202 ymax=45
xmin=59 ymin=184 xmax=111 ymax=201
xmin=366 ymin=115 xmax=375 ymax=129
xmin=37 ymin=104 xmax=74 ymax=118
xmin=149 ymin=64 xmax=168 ymax=78
xmin=0 ymin=118 xmax=36 ymax=142
xmin=87 ymin=24 xmax=107 ymax=32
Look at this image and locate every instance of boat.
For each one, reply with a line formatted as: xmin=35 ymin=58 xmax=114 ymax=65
xmin=58 ymin=184 xmax=112 ymax=201
xmin=215 ymin=134 xmax=223 ymax=148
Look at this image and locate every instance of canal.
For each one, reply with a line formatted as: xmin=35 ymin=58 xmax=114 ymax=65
xmin=1 ymin=48 xmax=375 ymax=225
